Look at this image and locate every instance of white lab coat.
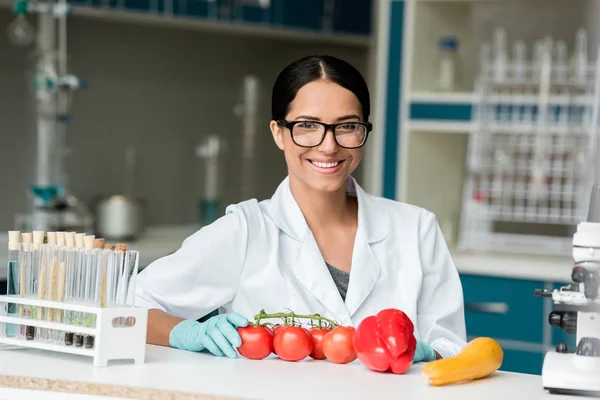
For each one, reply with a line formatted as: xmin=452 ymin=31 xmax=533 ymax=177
xmin=135 ymin=176 xmax=467 ymax=358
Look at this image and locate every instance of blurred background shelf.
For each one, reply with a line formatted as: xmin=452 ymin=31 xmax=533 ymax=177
xmin=0 ymin=0 xmax=373 ymax=46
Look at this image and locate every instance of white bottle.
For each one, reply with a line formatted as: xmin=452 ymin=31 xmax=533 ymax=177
xmin=438 ymin=36 xmax=459 ymax=92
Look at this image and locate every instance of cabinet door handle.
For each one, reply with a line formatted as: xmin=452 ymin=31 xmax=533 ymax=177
xmin=465 ymin=302 xmax=509 ymax=314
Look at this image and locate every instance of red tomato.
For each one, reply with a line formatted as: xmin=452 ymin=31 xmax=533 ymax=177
xmin=272 ymin=325 xmax=283 ymax=335
xmin=322 ymin=326 xmax=357 ymax=364
xmin=237 ymin=325 xmax=274 ymax=360
xmin=309 ymin=328 xmax=330 ymax=360
xmin=273 ymin=326 xmax=313 ymax=362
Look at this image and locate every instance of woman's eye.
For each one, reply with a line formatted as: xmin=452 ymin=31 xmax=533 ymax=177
xmin=338 ymin=123 xmax=358 ymax=131
xmin=297 ymin=122 xmax=317 ymax=129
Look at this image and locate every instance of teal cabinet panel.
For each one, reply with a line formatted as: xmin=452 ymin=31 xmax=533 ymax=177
xmin=460 ymin=274 xmax=544 ymax=343
xmin=499 ymin=349 xmax=545 ymax=375
xmin=272 ymin=0 xmax=324 ymax=31
xmin=410 ymin=102 xmax=472 ymax=121
xmin=332 ymin=0 xmax=372 ymax=35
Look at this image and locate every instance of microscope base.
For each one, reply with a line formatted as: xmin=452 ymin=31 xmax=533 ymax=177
xmin=542 ymin=351 xmax=600 ymax=397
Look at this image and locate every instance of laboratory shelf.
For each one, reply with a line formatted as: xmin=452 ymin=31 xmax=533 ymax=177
xmin=70 ymin=6 xmax=373 ymax=47
xmin=408 ymin=91 xmax=474 ymax=103
xmin=406 ymin=120 xmax=471 ymax=134
xmin=0 ymin=0 xmax=373 ymax=47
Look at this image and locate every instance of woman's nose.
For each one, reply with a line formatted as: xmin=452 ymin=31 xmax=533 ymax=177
xmin=317 ymin=129 xmax=339 ymax=154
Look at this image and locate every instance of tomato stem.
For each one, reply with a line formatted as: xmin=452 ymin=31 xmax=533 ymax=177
xmin=252 ymin=309 xmax=339 ymax=328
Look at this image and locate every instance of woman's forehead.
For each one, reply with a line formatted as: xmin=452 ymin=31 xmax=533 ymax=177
xmin=288 ymin=81 xmax=362 ymax=119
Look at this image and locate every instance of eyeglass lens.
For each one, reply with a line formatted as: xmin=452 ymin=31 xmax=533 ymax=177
xmin=292 ymin=122 xmax=367 ymax=148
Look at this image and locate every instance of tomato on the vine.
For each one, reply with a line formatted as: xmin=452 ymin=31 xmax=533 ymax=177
xmin=308 ymin=328 xmax=330 ymax=360
xmin=237 ymin=325 xmax=273 ymax=360
xmin=273 ymin=326 xmax=313 ymax=362
xmin=322 ymin=326 xmax=357 ymax=364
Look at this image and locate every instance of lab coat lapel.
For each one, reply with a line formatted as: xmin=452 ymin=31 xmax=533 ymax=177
xmin=269 ymin=177 xmax=351 ymax=324
xmin=344 ymin=178 xmax=389 ymax=318
xmin=293 ymin=231 xmax=351 ymax=324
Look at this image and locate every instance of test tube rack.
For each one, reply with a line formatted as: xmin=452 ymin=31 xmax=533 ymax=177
xmin=0 ymin=295 xmax=148 ymax=367
xmin=458 ymin=29 xmax=600 ymax=256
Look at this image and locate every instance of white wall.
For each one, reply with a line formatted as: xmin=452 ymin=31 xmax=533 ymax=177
xmin=0 ymin=9 xmax=371 ymax=229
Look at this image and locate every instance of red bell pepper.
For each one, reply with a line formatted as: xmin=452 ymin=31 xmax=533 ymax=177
xmin=353 ymin=308 xmax=417 ymax=374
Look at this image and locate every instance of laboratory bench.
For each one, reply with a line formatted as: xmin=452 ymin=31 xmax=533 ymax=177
xmin=0 ymin=343 xmax=595 ymax=400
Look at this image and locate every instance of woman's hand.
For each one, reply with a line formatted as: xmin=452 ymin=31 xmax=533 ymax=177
xmin=169 ymin=313 xmax=249 ymax=358
xmin=413 ymin=340 xmax=439 ymax=362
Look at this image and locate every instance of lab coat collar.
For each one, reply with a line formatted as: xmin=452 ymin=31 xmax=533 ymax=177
xmin=269 ymin=175 xmax=390 ymax=244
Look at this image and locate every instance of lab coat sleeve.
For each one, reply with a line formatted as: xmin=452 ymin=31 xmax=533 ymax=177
xmin=134 ymin=205 xmax=248 ymax=321
xmin=417 ymin=210 xmax=467 ymax=359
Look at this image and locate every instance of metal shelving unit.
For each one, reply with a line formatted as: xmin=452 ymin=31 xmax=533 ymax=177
xmin=458 ymin=30 xmax=600 ymax=256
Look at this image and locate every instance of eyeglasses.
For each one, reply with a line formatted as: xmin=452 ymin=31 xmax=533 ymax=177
xmin=278 ymin=119 xmax=372 ymax=149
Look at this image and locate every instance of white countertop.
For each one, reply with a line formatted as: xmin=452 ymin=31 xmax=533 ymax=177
xmin=452 ymin=250 xmax=574 ymax=283
xmin=0 ymin=344 xmax=593 ymax=400
xmin=0 ymin=225 xmax=574 ymax=283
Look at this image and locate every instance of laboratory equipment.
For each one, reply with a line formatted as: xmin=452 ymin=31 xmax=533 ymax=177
xmin=0 ymin=230 xmax=147 ymax=366
xmin=195 ymin=135 xmax=225 ymax=226
xmin=95 ymin=147 xmax=145 ymax=240
xmin=235 ymin=75 xmax=260 ymax=201
xmin=534 ymin=182 xmax=600 ymax=397
xmin=438 ymin=36 xmax=459 ymax=92
xmin=458 ymin=29 xmax=600 ymax=256
xmin=8 ymin=0 xmax=93 ymax=234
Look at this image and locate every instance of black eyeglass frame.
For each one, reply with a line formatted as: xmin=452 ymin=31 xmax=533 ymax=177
xmin=277 ymin=119 xmax=373 ymax=149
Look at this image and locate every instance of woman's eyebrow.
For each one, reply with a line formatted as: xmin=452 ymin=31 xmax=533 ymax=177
xmin=336 ymin=114 xmax=361 ymax=121
xmin=293 ymin=114 xmax=361 ymax=121
xmin=295 ymin=115 xmax=321 ymax=121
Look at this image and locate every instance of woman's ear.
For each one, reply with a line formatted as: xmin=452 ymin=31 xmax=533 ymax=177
xmin=270 ymin=120 xmax=285 ymax=150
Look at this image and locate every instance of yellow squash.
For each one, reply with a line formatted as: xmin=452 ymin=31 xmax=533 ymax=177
xmin=422 ymin=337 xmax=504 ymax=386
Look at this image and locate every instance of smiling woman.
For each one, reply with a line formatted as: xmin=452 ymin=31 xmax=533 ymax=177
xmin=135 ymin=55 xmax=467 ymax=365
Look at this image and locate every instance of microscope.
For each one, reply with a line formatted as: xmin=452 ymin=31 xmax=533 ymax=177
xmin=536 ymin=183 xmax=600 ymax=397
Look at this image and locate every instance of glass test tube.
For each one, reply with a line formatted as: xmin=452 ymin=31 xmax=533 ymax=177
xmin=124 ymin=250 xmax=139 ymax=327
xmin=65 ymin=233 xmax=85 ymax=346
xmin=53 ymin=232 xmax=69 ymax=344
xmin=21 ymin=233 xmax=34 ymax=340
xmin=62 ymin=232 xmax=79 ymax=346
xmin=115 ymin=244 xmax=128 ymax=327
xmin=6 ymin=231 xmax=21 ymax=338
xmin=83 ymin=238 xmax=104 ymax=349
xmin=73 ymin=235 xmax=95 ymax=347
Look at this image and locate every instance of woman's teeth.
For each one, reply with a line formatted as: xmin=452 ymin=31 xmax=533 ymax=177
xmin=310 ymin=160 xmax=340 ymax=168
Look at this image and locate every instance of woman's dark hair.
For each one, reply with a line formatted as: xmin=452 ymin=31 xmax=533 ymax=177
xmin=271 ymin=55 xmax=370 ymax=122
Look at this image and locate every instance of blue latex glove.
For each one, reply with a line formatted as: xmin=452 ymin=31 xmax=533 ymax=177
xmin=413 ymin=340 xmax=437 ymax=363
xmin=169 ymin=313 xmax=249 ymax=358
